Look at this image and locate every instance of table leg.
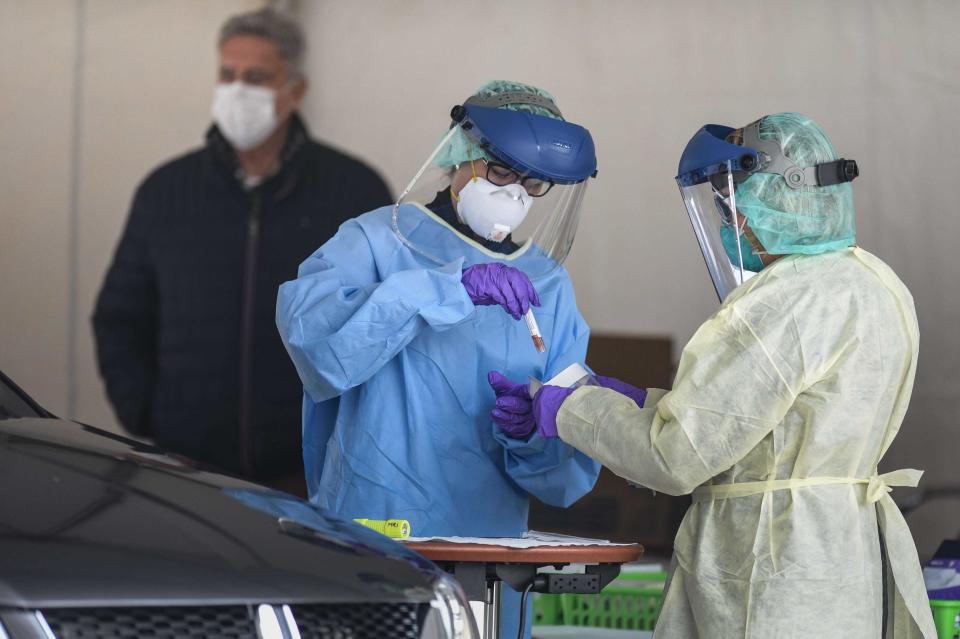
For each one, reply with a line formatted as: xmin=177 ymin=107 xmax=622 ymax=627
xmin=483 ymin=580 xmax=502 ymax=639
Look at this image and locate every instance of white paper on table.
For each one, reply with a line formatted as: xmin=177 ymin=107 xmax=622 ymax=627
xmin=405 ymin=530 xmax=634 ymax=548
xmin=528 ymin=363 xmax=592 ymax=398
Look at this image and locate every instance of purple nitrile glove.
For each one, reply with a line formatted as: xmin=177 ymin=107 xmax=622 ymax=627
xmin=461 ymin=263 xmax=541 ymax=321
xmin=488 ymin=371 xmax=535 ymax=439
xmin=594 ymin=375 xmax=648 ymax=408
xmin=532 ymin=385 xmax=575 ymax=439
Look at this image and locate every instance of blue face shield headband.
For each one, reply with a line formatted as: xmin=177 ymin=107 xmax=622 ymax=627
xmin=450 ymin=94 xmax=598 ymax=185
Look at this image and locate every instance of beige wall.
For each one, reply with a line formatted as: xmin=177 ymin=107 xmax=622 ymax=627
xmin=0 ymin=0 xmax=77 ymax=412
xmin=295 ymin=0 xmax=960 ymax=555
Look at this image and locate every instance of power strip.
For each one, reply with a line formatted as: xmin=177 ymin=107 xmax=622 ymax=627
xmin=535 ymin=573 xmax=601 ymax=594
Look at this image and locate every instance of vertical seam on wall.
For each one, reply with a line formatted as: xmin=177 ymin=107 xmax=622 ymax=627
xmin=66 ymin=0 xmax=86 ymax=419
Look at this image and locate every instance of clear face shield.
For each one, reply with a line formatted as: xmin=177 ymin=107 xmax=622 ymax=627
xmin=677 ymin=162 xmax=759 ymax=301
xmin=391 ymin=100 xmax=597 ymax=281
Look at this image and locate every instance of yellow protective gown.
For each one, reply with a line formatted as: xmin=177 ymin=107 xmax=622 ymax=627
xmin=557 ymin=247 xmax=936 ymax=638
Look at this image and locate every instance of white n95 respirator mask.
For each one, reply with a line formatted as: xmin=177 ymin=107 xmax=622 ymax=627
xmin=457 ymin=178 xmax=533 ymax=243
xmin=211 ymin=82 xmax=278 ymax=151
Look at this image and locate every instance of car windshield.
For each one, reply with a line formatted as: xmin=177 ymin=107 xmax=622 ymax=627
xmin=0 ymin=372 xmax=46 ymax=419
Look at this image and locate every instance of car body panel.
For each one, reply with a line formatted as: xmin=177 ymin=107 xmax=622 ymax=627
xmin=0 ymin=417 xmax=439 ymax=608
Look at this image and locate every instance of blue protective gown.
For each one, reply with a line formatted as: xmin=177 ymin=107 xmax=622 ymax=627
xmin=276 ymin=203 xmax=600 ymax=637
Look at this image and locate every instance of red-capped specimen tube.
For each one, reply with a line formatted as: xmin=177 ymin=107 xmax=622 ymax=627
xmin=524 ymin=308 xmax=546 ymax=353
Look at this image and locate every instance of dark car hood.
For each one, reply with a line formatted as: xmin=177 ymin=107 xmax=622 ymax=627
xmin=0 ymin=418 xmax=439 ymax=608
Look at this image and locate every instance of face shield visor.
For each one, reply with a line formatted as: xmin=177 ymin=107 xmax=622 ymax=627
xmin=391 ymin=97 xmax=598 ymax=281
xmin=676 ymin=122 xmax=859 ymax=301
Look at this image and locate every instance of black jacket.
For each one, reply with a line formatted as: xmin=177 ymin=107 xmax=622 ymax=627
xmin=92 ymin=115 xmax=391 ymax=480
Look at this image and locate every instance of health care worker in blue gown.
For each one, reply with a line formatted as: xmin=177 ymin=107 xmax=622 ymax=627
xmin=491 ymin=113 xmax=937 ymax=638
xmin=276 ymin=80 xmax=602 ymax=636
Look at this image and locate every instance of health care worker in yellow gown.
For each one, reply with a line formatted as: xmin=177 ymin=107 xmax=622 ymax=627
xmin=277 ymin=81 xmax=601 ymax=638
xmin=491 ymin=113 xmax=937 ymax=638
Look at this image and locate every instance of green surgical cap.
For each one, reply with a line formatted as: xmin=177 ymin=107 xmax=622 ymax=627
xmin=736 ymin=112 xmax=856 ymax=255
xmin=433 ymin=80 xmax=562 ymax=169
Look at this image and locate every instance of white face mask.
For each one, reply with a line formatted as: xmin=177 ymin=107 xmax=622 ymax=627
xmin=210 ymin=82 xmax=278 ymax=151
xmin=456 ymin=177 xmax=533 ymax=243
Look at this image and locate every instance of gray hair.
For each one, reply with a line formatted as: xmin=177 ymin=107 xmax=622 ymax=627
xmin=218 ymin=8 xmax=306 ymax=79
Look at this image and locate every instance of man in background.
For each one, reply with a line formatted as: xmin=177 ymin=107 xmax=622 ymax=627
xmin=93 ymin=8 xmax=391 ymax=495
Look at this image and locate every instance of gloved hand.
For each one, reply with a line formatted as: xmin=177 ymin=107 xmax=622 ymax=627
xmin=488 ymin=371 xmax=535 ymax=439
xmin=532 ymin=385 xmax=575 ymax=439
xmin=594 ymin=375 xmax=648 ymax=408
xmin=490 ymin=371 xmax=647 ymax=440
xmin=461 ymin=263 xmax=541 ymax=321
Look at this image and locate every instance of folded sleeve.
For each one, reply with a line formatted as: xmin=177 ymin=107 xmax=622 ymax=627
xmin=276 ymin=220 xmax=476 ymax=402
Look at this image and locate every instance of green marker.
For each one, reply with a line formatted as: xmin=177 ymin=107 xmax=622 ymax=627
xmin=354 ymin=518 xmax=411 ymax=539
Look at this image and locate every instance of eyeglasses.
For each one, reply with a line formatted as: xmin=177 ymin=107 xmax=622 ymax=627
xmin=218 ymin=67 xmax=277 ymax=87
xmin=483 ymin=161 xmax=554 ymax=197
xmin=712 ymin=187 xmax=736 ymax=226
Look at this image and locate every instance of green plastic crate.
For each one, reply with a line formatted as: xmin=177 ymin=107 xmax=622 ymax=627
xmin=539 ymin=575 xmax=959 ymax=635
xmin=533 ymin=591 xmax=563 ymax=625
xmin=534 ymin=571 xmax=667 ymax=631
xmin=931 ymin=599 xmax=960 ymax=639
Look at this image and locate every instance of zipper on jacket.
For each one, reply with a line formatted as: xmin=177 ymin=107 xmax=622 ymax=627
xmin=239 ymin=193 xmax=261 ymax=477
